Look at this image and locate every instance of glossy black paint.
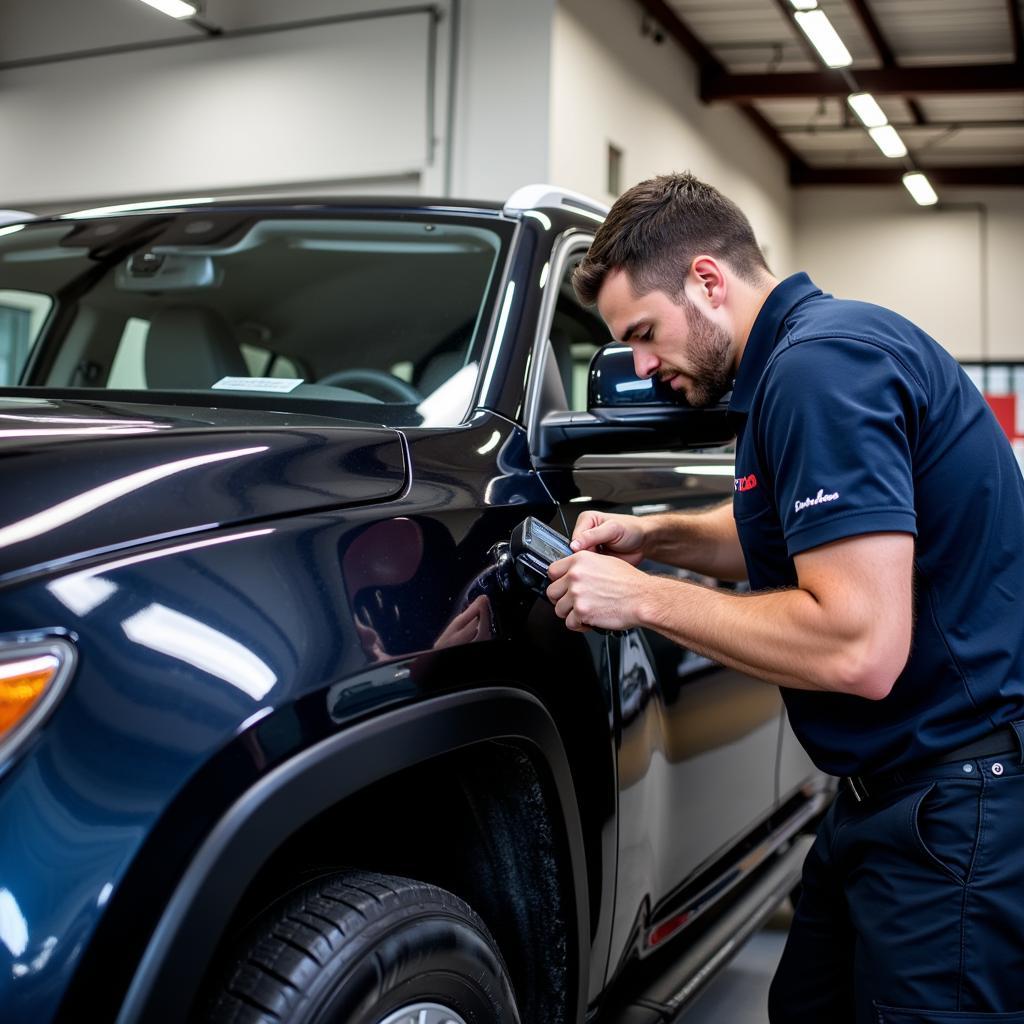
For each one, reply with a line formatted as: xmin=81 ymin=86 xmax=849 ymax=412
xmin=0 ymin=397 xmax=407 ymax=581
xmin=0 ymin=196 xmax=824 ymax=1024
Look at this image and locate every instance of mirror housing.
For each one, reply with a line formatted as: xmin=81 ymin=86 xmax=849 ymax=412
xmin=537 ymin=343 xmax=735 ymax=462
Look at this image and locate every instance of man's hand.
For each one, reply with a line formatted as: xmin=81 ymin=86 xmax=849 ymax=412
xmin=434 ymin=594 xmax=492 ymax=649
xmin=546 ymin=550 xmax=649 ymax=632
xmin=570 ymin=510 xmax=646 ymax=565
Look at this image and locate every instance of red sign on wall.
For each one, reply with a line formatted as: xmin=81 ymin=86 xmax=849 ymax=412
xmin=983 ymin=392 xmax=1024 ymax=475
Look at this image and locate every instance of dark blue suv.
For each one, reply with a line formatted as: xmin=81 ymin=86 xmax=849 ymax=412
xmin=0 ymin=188 xmax=828 ymax=1024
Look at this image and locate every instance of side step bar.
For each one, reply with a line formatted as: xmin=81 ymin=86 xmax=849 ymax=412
xmin=608 ymin=834 xmax=813 ymax=1023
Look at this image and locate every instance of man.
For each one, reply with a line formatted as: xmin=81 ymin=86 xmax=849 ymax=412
xmin=546 ymin=172 xmax=1024 ymax=1022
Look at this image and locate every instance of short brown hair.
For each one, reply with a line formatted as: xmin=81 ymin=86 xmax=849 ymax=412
xmin=573 ymin=172 xmax=770 ymax=306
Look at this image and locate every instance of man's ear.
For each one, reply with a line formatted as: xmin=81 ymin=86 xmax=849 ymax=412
xmin=690 ymin=255 xmax=726 ymax=308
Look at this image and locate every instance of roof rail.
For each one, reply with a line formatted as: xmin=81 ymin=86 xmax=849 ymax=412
xmin=503 ymin=184 xmax=608 ymax=220
xmin=0 ymin=209 xmax=35 ymax=227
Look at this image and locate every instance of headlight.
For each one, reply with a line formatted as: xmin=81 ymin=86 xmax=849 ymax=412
xmin=0 ymin=635 xmax=77 ymax=768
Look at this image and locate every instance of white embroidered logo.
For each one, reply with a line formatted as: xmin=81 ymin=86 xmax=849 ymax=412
xmin=794 ymin=488 xmax=840 ymax=513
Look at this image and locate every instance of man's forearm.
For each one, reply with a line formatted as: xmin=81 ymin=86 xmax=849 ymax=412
xmin=635 ymin=574 xmax=893 ymax=699
xmin=642 ymin=501 xmax=747 ymax=581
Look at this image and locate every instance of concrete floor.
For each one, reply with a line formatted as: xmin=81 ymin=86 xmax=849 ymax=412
xmin=674 ymin=909 xmax=790 ymax=1023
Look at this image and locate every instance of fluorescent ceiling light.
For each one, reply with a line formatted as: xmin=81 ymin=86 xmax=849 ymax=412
xmin=789 ymin=0 xmax=818 ymax=8
xmin=869 ymin=124 xmax=908 ymax=158
xmin=136 ymin=0 xmax=197 ymax=18
xmin=903 ymin=172 xmax=939 ymax=206
xmin=0 ymin=225 xmax=26 ymax=239
xmin=794 ymin=10 xmax=853 ymax=68
xmin=847 ymin=92 xmax=888 ymax=129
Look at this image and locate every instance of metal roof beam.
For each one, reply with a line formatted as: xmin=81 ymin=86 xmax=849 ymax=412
xmin=779 ymin=119 xmax=1024 ymax=133
xmin=1010 ymin=0 xmax=1023 ymax=66
xmin=704 ymin=64 xmax=1024 ymax=101
xmin=632 ymin=0 xmax=811 ymax=172
xmin=633 ymin=0 xmax=723 ymax=74
xmin=792 ymin=165 xmax=1024 ymax=185
xmin=845 ymin=0 xmax=926 ymax=124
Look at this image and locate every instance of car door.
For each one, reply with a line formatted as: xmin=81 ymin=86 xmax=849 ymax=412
xmin=528 ymin=236 xmax=784 ymax=976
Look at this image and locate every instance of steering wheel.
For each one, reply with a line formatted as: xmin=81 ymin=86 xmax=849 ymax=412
xmin=316 ymin=368 xmax=421 ymax=403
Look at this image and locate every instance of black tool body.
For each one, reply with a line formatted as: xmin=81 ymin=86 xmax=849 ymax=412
xmin=509 ymin=516 xmax=574 ymax=595
xmin=509 ymin=517 xmax=620 ymax=637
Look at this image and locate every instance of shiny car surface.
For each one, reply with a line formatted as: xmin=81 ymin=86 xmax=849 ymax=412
xmin=0 ymin=189 xmax=827 ymax=1023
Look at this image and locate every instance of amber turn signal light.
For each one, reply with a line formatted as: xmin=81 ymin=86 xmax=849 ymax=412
xmin=0 ymin=654 xmax=61 ymax=735
xmin=0 ymin=639 xmax=76 ymax=764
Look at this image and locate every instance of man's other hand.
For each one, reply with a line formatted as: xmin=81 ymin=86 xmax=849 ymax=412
xmin=570 ymin=510 xmax=646 ymax=565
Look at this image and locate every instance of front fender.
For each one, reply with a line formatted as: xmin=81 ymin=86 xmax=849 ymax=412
xmin=103 ymin=687 xmax=589 ymax=1024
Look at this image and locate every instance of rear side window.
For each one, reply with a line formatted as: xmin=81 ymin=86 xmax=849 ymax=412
xmin=0 ymin=290 xmax=51 ymax=385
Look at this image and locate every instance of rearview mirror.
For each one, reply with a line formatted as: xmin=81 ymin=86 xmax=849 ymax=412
xmin=537 ymin=343 xmax=734 ymax=462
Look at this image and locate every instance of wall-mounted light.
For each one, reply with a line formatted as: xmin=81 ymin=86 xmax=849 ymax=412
xmin=868 ymin=124 xmax=908 ymax=158
xmin=793 ymin=10 xmax=853 ymax=68
xmin=847 ymin=92 xmax=888 ymax=129
xmin=136 ymin=0 xmax=197 ymax=19
xmin=902 ymin=172 xmax=939 ymax=206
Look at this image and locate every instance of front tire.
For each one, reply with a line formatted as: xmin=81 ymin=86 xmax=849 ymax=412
xmin=210 ymin=871 xmax=521 ymax=1024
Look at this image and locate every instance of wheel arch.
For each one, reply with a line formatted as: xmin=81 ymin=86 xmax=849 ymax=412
xmin=114 ymin=687 xmax=589 ymax=1024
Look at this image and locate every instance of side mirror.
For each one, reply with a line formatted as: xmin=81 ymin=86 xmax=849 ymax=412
xmin=538 ymin=343 xmax=735 ymax=462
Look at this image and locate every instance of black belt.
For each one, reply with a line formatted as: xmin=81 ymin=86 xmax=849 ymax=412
xmin=845 ymin=727 xmax=1021 ymax=803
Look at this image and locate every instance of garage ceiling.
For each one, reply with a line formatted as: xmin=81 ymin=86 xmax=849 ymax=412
xmin=638 ymin=0 xmax=1024 ymax=185
xmin=1 ymin=0 xmax=1021 ymax=190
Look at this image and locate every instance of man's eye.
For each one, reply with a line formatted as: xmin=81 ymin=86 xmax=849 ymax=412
xmin=642 ymin=329 xmax=653 ymax=341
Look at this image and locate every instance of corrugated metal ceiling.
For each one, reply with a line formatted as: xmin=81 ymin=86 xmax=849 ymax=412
xmin=662 ymin=0 xmax=1024 ymax=179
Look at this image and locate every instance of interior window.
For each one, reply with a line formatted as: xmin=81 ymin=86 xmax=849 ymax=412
xmin=550 ymin=252 xmax=610 ymax=411
xmin=0 ymin=290 xmax=51 ymax=385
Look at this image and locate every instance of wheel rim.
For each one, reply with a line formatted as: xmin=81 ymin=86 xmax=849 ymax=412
xmin=376 ymin=1005 xmax=469 ymax=1024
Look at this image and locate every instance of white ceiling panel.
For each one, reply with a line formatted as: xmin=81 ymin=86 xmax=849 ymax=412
xmin=918 ymin=94 xmax=1024 ymax=122
xmin=869 ymin=0 xmax=1016 ymax=63
xmin=753 ymin=97 xmax=847 ymax=128
xmin=668 ymin=0 xmax=817 ymax=72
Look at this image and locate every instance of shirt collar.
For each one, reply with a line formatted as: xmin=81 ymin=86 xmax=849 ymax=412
xmin=728 ymin=272 xmax=822 ymax=417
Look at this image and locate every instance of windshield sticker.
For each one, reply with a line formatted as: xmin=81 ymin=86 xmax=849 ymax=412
xmin=212 ymin=377 xmax=303 ymax=393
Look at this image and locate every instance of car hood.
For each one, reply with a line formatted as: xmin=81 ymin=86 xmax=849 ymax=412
xmin=0 ymin=396 xmax=407 ymax=581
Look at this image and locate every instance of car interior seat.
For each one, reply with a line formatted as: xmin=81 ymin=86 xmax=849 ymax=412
xmin=144 ymin=306 xmax=247 ymax=388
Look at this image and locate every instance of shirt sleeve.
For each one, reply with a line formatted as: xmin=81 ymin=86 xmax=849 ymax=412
xmin=756 ymin=338 xmax=920 ymax=557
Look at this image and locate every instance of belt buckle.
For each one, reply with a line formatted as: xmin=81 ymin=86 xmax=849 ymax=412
xmin=845 ymin=776 xmax=868 ymax=803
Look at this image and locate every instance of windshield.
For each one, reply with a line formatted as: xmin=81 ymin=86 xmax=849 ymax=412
xmin=0 ymin=212 xmax=510 ymax=427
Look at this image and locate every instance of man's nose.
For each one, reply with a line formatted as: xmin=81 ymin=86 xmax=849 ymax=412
xmin=633 ymin=350 xmax=659 ymax=380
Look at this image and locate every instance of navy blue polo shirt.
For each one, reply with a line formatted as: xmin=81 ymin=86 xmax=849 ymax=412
xmin=730 ymin=273 xmax=1024 ymax=776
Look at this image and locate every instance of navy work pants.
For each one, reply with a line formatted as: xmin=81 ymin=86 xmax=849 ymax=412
xmin=769 ymin=734 xmax=1024 ymax=1022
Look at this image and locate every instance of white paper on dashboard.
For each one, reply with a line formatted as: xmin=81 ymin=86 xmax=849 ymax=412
xmin=212 ymin=377 xmax=303 ymax=393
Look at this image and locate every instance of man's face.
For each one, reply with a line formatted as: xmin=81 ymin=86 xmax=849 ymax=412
xmin=596 ymin=267 xmax=736 ymax=408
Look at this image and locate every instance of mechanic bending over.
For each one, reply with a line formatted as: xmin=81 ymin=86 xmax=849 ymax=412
xmin=546 ymin=172 xmax=1024 ymax=1023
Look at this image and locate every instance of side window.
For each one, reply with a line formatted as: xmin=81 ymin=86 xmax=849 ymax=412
xmin=0 ymin=290 xmax=52 ymax=385
xmin=550 ymin=253 xmax=610 ymax=411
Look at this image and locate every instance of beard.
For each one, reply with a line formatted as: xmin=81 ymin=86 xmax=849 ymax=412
xmin=672 ymin=294 xmax=735 ymax=408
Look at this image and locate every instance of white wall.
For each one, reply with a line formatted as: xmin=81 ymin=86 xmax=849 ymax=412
xmin=0 ymin=13 xmax=434 ymax=208
xmin=449 ymin=0 xmax=554 ymax=201
xmin=795 ymin=187 xmax=1024 ymax=360
xmin=0 ymin=0 xmax=555 ymax=211
xmin=550 ymin=0 xmax=794 ymax=275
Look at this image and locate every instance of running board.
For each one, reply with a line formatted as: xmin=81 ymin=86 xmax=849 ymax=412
xmin=604 ymin=834 xmax=813 ymax=1023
